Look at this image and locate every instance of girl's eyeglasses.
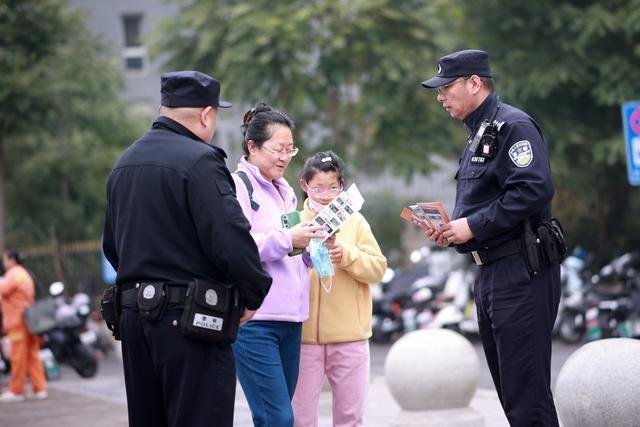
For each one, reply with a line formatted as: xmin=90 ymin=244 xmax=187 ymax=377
xmin=306 ymin=184 xmax=343 ymax=196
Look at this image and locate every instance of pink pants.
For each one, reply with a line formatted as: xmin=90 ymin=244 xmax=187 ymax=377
xmin=292 ymin=340 xmax=369 ymax=427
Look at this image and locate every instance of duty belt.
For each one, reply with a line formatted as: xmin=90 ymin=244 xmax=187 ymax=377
xmin=470 ymin=238 xmax=522 ymax=266
xmin=119 ymin=282 xmax=188 ymax=307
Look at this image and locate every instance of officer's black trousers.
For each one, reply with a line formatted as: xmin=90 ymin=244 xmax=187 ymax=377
xmin=474 ymin=254 xmax=561 ymax=427
xmin=120 ymin=304 xmax=236 ymax=427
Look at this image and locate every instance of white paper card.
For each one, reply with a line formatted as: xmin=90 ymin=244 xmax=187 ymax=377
xmin=310 ymin=183 xmax=364 ymax=241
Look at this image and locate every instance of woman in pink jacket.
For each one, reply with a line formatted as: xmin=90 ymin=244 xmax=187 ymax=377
xmin=232 ymin=102 xmax=320 ymax=427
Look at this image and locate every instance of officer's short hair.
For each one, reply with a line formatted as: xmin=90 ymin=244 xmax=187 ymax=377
xmin=480 ymin=77 xmax=494 ymax=91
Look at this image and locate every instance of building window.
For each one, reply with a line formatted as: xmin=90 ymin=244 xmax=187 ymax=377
xmin=121 ymin=14 xmax=148 ymax=75
xmin=123 ymin=14 xmax=142 ymax=47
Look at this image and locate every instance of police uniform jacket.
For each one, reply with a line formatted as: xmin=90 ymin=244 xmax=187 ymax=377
xmin=454 ymin=92 xmax=554 ymax=253
xmin=103 ymin=116 xmax=271 ymax=310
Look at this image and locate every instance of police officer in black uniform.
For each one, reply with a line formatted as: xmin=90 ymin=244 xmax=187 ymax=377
xmin=422 ymin=50 xmax=561 ymax=426
xmin=102 ymin=71 xmax=272 ymax=427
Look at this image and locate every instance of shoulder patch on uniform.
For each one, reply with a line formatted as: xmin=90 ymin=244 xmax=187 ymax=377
xmin=508 ymin=140 xmax=533 ymax=168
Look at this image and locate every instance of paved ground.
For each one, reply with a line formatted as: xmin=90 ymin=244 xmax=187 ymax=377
xmin=0 ymin=339 xmax=580 ymax=426
xmin=0 ymin=376 xmax=508 ymax=427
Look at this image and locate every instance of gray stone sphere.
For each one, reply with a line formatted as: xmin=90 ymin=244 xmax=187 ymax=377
xmin=384 ymin=329 xmax=479 ymax=411
xmin=555 ymin=338 xmax=640 ymax=427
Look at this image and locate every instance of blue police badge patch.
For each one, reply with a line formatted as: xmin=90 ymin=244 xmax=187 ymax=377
xmin=508 ymin=140 xmax=533 ymax=167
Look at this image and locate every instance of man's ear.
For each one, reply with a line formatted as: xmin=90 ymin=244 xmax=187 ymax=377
xmin=469 ymin=75 xmax=483 ymax=94
xmin=200 ymin=106 xmax=214 ymax=126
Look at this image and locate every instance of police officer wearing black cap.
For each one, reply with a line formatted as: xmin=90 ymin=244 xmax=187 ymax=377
xmin=103 ymin=70 xmax=272 ymax=427
xmin=422 ymin=50 xmax=562 ymax=426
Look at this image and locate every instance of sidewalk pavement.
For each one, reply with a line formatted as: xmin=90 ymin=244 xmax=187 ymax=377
xmin=0 ymin=373 xmax=509 ymax=427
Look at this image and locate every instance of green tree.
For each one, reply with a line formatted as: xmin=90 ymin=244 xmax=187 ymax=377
xmin=152 ymin=0 xmax=464 ymax=178
xmin=455 ymin=0 xmax=640 ymax=260
xmin=360 ymin=191 xmax=410 ymax=256
xmin=0 ymin=0 xmax=143 ymax=247
xmin=153 ymin=0 xmax=640 ymax=260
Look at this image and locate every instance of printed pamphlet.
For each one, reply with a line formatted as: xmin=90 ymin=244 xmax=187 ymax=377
xmin=400 ymin=202 xmax=450 ymax=232
xmin=309 ymin=183 xmax=364 ymax=241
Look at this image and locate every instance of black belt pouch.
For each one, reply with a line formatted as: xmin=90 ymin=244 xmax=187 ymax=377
xmin=537 ymin=218 xmax=568 ymax=265
xmin=100 ymin=286 xmax=121 ymax=340
xmin=180 ymin=279 xmax=242 ymax=343
xmin=137 ymin=282 xmax=168 ymax=322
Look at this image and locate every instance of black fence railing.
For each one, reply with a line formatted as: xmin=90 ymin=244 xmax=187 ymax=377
xmin=21 ymin=240 xmax=106 ymax=304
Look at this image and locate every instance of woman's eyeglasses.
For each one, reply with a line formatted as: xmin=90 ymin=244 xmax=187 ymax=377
xmin=261 ymin=145 xmax=299 ymax=159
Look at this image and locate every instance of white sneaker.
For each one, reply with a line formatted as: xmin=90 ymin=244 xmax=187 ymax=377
xmin=31 ymin=390 xmax=48 ymax=400
xmin=0 ymin=391 xmax=26 ymax=403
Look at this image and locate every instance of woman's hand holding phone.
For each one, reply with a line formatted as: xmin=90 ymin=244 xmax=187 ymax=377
xmin=290 ymin=222 xmax=322 ymax=249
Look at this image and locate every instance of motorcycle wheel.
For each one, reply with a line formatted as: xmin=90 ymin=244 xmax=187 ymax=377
xmin=71 ymin=344 xmax=98 ymax=378
xmin=559 ymin=315 xmax=584 ymax=344
xmin=371 ymin=325 xmax=392 ymax=343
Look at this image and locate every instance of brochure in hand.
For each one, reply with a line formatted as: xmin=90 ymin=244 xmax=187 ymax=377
xmin=400 ymin=202 xmax=450 ymax=232
xmin=309 ymin=183 xmax=364 ymax=242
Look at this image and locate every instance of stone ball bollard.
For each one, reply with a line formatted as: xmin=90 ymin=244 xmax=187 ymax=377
xmin=384 ymin=329 xmax=481 ymax=426
xmin=555 ymin=338 xmax=640 ymax=427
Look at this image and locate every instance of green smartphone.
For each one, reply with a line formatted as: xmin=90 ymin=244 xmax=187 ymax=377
xmin=281 ymin=211 xmax=304 ymax=256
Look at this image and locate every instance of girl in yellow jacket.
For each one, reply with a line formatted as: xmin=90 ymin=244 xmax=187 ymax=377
xmin=292 ymin=151 xmax=387 ymax=427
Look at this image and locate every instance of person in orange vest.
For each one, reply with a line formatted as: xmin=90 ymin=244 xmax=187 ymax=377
xmin=0 ymin=250 xmax=47 ymax=403
xmin=0 ymin=292 xmax=5 ymax=380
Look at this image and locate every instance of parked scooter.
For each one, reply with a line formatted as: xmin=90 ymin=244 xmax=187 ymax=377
xmin=585 ymin=252 xmax=640 ymax=340
xmin=558 ymin=251 xmax=640 ymax=343
xmin=556 ymin=252 xmax=589 ymax=343
xmin=404 ymin=269 xmax=448 ymax=332
xmin=87 ymin=310 xmax=116 ymax=356
xmin=371 ymin=268 xmax=405 ymax=343
xmin=411 ymin=261 xmax=478 ymax=337
xmin=374 ymin=253 xmax=450 ymax=338
xmin=40 ymin=282 xmax=99 ymax=378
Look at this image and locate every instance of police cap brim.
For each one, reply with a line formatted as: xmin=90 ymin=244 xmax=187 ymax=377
xmin=421 ymin=76 xmax=457 ymax=89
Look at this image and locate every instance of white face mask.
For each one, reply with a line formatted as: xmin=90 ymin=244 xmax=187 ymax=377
xmin=307 ymin=197 xmax=326 ymax=213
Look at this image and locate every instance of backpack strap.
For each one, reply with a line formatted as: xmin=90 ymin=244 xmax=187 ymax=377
xmin=235 ymin=171 xmax=260 ymax=211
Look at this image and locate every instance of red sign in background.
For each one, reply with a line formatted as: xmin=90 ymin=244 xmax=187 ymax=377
xmin=630 ymin=108 xmax=640 ymax=136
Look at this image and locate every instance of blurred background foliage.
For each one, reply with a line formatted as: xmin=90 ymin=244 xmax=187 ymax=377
xmin=1 ymin=0 xmax=639 ymax=269
xmin=0 ymin=0 xmax=145 ymax=249
xmin=150 ymin=0 xmax=465 ymax=178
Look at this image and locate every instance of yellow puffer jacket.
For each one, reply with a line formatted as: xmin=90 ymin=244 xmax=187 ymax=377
xmin=301 ymin=199 xmax=387 ymax=344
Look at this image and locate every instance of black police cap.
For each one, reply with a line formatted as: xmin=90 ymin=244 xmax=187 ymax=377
xmin=421 ymin=49 xmax=492 ymax=89
xmin=161 ymin=70 xmax=232 ymax=108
